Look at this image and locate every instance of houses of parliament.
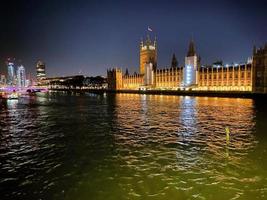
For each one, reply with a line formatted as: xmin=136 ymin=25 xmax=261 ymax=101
xmin=107 ymin=34 xmax=267 ymax=94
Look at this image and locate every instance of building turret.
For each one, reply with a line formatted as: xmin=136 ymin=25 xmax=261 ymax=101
xmin=140 ymin=34 xmax=157 ymax=74
xmin=171 ymin=53 xmax=178 ymax=68
xmin=187 ymin=39 xmax=196 ymax=57
xmin=184 ymin=39 xmax=199 ymax=87
xmin=252 ymin=44 xmax=267 ymax=93
xmin=253 ymin=45 xmax=257 ymax=55
xmin=107 ymin=68 xmax=123 ymax=90
xmin=145 ymin=34 xmax=151 ymax=45
xmin=125 ymin=68 xmax=129 ymax=76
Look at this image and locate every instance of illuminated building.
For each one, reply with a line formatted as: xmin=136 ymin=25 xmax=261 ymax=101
xmin=25 ymin=79 xmax=30 ymax=87
xmin=154 ymin=67 xmax=183 ymax=89
xmin=17 ymin=65 xmax=26 ymax=88
xmin=45 ymin=75 xmax=107 ymax=90
xmin=0 ymin=74 xmax=7 ymax=87
xmin=36 ymin=60 xmax=46 ymax=85
xmin=107 ymin=38 xmax=190 ymax=90
xmin=183 ymin=39 xmax=199 ymax=87
xmin=144 ymin=63 xmax=154 ymax=86
xmin=140 ymin=35 xmax=157 ymax=74
xmin=252 ymin=44 xmax=267 ymax=93
xmin=107 ymin=35 xmax=267 ymax=93
xmin=7 ymin=61 xmax=15 ymax=86
xmin=107 ymin=68 xmax=124 ymax=90
xmin=25 ymin=73 xmax=32 ymax=87
xmin=197 ymin=63 xmax=252 ymax=91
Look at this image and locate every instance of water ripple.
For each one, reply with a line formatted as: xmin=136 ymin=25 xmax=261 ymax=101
xmin=0 ymin=93 xmax=267 ymax=199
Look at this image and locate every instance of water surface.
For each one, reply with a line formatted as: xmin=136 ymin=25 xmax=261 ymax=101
xmin=0 ymin=92 xmax=267 ymax=199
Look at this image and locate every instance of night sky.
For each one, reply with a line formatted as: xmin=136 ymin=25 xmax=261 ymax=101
xmin=0 ymin=0 xmax=266 ymax=77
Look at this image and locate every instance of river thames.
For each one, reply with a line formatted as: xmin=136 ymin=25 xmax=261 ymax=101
xmin=0 ymin=92 xmax=267 ymax=199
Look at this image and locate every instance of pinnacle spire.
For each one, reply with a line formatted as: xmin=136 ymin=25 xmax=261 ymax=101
xmin=145 ymin=34 xmax=151 ymax=45
xmin=253 ymin=45 xmax=257 ymax=54
xmin=125 ymin=68 xmax=129 ymax=76
xmin=140 ymin=37 xmax=144 ymax=47
xmin=187 ymin=39 xmax=196 ymax=57
xmin=171 ymin=53 xmax=178 ymax=68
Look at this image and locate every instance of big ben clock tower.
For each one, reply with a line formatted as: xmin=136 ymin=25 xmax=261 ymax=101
xmin=139 ymin=35 xmax=157 ymax=74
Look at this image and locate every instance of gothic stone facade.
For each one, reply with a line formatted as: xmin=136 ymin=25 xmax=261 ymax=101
xmin=107 ymin=37 xmax=267 ymax=94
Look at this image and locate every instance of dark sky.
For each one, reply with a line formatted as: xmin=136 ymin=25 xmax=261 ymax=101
xmin=0 ymin=0 xmax=266 ymax=77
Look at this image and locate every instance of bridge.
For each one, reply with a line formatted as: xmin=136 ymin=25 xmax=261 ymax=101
xmin=0 ymin=86 xmax=48 ymax=96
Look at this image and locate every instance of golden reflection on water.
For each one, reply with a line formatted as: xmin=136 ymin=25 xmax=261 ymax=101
xmin=96 ymin=94 xmax=260 ymax=199
xmin=1 ymin=93 xmax=266 ymax=200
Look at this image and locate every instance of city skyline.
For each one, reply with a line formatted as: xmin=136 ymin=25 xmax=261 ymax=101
xmin=1 ymin=1 xmax=267 ymax=199
xmin=0 ymin=0 xmax=267 ymax=77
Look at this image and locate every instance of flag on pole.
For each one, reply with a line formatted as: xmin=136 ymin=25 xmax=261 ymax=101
xmin=148 ymin=26 xmax=153 ymax=32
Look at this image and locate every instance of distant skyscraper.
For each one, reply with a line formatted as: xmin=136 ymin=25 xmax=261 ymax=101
xmin=0 ymin=74 xmax=7 ymax=86
xmin=17 ymin=65 xmax=26 ymax=88
xmin=25 ymin=73 xmax=31 ymax=87
xmin=25 ymin=79 xmax=30 ymax=87
xmin=7 ymin=61 xmax=15 ymax=86
xmin=36 ymin=60 xmax=46 ymax=85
